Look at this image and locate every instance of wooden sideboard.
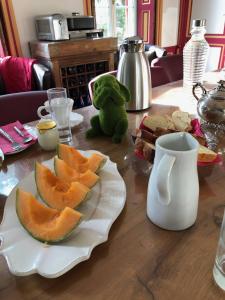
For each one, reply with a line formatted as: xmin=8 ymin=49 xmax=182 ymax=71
xmin=29 ymin=37 xmax=118 ymax=108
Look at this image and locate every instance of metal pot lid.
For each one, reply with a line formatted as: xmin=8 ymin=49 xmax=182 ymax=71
xmin=122 ymin=36 xmax=143 ymax=45
xmin=121 ymin=36 xmax=144 ymax=52
xmin=209 ymin=80 xmax=225 ymax=100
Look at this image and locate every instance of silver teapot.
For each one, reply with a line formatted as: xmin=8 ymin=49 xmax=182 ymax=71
xmin=193 ymin=80 xmax=225 ymax=123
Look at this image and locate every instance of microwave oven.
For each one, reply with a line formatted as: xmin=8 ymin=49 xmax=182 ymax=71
xmin=35 ymin=13 xmax=99 ymax=41
xmin=35 ymin=14 xmax=69 ymax=41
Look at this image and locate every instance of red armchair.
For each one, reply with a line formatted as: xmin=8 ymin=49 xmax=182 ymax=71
xmin=151 ymin=54 xmax=183 ymax=82
xmin=0 ymin=56 xmax=53 ymax=95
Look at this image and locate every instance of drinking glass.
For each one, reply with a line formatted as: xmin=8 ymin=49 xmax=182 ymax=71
xmin=47 ymin=88 xmax=73 ymax=143
xmin=213 ymin=208 xmax=225 ymax=291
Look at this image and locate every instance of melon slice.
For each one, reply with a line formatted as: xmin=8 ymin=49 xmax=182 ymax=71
xmin=35 ymin=162 xmax=90 ymax=210
xmin=57 ymin=144 xmax=106 ymax=173
xmin=16 ymin=188 xmax=82 ymax=243
xmin=198 ymin=145 xmax=217 ymax=163
xmin=54 ymin=156 xmax=99 ymax=188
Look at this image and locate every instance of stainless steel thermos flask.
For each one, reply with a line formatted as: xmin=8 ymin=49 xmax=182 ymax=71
xmin=117 ymin=36 xmax=152 ymax=111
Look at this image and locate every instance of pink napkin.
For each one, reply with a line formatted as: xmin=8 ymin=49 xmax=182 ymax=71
xmin=0 ymin=121 xmax=37 ymax=154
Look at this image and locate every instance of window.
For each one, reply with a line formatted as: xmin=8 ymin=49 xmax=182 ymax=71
xmin=95 ymin=0 xmax=137 ymax=44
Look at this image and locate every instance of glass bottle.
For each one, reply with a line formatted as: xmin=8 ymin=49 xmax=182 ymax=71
xmin=183 ymin=19 xmax=209 ymax=86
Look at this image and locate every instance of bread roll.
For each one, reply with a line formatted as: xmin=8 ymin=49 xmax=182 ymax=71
xmin=165 ymin=115 xmax=176 ymax=130
xmin=172 ymin=110 xmax=192 ymax=132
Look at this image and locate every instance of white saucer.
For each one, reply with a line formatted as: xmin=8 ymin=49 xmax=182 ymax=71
xmin=45 ymin=112 xmax=84 ymax=128
xmin=70 ymin=112 xmax=84 ymax=127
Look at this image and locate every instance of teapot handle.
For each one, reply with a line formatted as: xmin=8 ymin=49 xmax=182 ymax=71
xmin=192 ymin=82 xmax=207 ymax=101
xmin=156 ymin=154 xmax=176 ymax=206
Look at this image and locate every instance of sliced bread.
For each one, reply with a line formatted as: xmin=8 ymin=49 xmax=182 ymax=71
xmin=143 ymin=115 xmax=175 ymax=131
xmin=172 ymin=110 xmax=192 ymax=132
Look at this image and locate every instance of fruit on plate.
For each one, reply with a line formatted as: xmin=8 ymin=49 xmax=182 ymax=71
xmin=35 ymin=162 xmax=90 ymax=210
xmin=54 ymin=156 xmax=99 ymax=188
xmin=198 ymin=145 xmax=217 ymax=163
xmin=57 ymin=144 xmax=107 ymax=173
xmin=16 ymin=188 xmax=83 ymax=243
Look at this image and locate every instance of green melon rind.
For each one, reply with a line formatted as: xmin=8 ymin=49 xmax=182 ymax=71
xmin=95 ymin=157 xmax=107 ymax=174
xmin=15 ymin=189 xmax=82 ymax=244
xmin=56 ymin=144 xmax=61 ymax=159
xmin=35 ymin=162 xmax=52 ymax=209
xmin=87 ymin=177 xmax=100 ymax=188
xmin=54 ymin=155 xmax=60 ymax=176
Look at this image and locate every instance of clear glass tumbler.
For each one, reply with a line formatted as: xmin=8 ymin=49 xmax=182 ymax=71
xmin=213 ymin=209 xmax=225 ymax=291
xmin=47 ymin=88 xmax=74 ymax=143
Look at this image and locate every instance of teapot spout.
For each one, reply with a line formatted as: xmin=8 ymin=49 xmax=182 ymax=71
xmin=192 ymin=82 xmax=207 ymax=101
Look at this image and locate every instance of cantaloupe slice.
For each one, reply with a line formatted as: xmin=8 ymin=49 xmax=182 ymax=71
xmin=54 ymin=157 xmax=99 ymax=188
xmin=16 ymin=188 xmax=82 ymax=243
xmin=57 ymin=144 xmax=106 ymax=173
xmin=198 ymin=145 xmax=217 ymax=163
xmin=35 ymin=162 xmax=90 ymax=210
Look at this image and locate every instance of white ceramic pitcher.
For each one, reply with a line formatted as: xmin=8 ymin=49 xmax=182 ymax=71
xmin=147 ymin=132 xmax=199 ymax=231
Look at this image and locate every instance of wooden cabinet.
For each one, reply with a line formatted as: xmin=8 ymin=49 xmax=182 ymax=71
xmin=29 ymin=38 xmax=118 ymax=108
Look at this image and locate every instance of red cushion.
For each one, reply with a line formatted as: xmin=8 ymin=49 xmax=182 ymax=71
xmin=0 ymin=91 xmax=47 ymax=125
xmin=151 ymin=54 xmax=183 ymax=82
xmin=150 ymin=66 xmax=170 ymax=87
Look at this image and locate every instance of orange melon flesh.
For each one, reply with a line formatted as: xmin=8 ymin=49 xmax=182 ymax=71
xmin=54 ymin=157 xmax=99 ymax=188
xmin=16 ymin=188 xmax=82 ymax=243
xmin=35 ymin=162 xmax=90 ymax=210
xmin=86 ymin=153 xmax=106 ymax=173
xmin=57 ymin=144 xmax=106 ymax=173
xmin=58 ymin=144 xmax=88 ymax=166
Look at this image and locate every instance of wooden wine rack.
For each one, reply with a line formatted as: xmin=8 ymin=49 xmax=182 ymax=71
xmin=30 ymin=38 xmax=117 ymax=109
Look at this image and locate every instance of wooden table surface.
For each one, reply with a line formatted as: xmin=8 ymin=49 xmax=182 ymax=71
xmin=1 ymin=79 xmax=225 ymax=300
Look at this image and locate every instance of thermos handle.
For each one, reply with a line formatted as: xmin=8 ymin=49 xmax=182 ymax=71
xmin=192 ymin=82 xmax=207 ymax=101
xmin=156 ymin=154 xmax=176 ymax=206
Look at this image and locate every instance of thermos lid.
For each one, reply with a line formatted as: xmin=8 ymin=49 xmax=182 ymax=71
xmin=121 ymin=36 xmax=144 ymax=53
xmin=192 ymin=19 xmax=206 ymax=27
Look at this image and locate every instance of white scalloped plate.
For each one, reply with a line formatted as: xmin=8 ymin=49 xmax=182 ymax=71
xmin=0 ymin=151 xmax=126 ymax=278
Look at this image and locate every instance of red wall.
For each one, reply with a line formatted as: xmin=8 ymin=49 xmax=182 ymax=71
xmin=137 ymin=0 xmax=155 ymax=44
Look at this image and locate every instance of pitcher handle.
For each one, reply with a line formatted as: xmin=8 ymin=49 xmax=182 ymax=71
xmin=192 ymin=82 xmax=207 ymax=101
xmin=156 ymin=154 xmax=176 ymax=205
xmin=37 ymin=106 xmax=49 ymax=119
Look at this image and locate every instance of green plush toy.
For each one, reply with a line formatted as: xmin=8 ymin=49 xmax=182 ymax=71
xmin=86 ymin=74 xmax=131 ymax=143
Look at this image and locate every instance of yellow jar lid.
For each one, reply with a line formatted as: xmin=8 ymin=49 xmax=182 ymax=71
xmin=36 ymin=120 xmax=56 ymax=130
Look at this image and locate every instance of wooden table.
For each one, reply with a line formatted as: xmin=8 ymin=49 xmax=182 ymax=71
xmin=1 ymin=79 xmax=225 ymax=299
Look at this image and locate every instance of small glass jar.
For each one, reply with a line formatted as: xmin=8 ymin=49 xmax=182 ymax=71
xmin=36 ymin=119 xmax=59 ymax=151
